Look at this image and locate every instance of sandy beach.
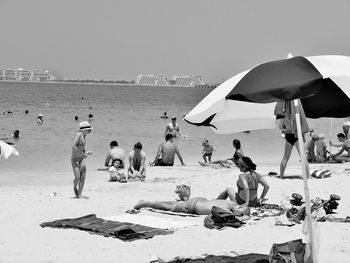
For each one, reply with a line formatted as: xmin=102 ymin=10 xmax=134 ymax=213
xmin=1 ymin=163 xmax=350 ymax=263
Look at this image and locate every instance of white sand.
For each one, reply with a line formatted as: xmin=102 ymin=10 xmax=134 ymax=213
xmin=1 ymin=163 xmax=350 ymax=263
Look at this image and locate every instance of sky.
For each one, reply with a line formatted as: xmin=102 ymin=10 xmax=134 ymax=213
xmin=0 ymin=0 xmax=349 ymax=83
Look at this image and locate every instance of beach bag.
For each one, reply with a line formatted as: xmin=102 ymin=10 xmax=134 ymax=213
xmin=269 ymin=239 xmax=305 ymax=263
xmin=204 ymin=206 xmax=245 ymax=229
xmin=311 ymin=169 xmax=332 ymax=179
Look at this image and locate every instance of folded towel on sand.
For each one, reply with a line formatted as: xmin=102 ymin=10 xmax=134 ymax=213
xmin=40 ymin=214 xmax=173 ymax=241
xmin=105 ymin=213 xmax=203 ymax=229
xmin=164 ymin=253 xmax=269 ymax=263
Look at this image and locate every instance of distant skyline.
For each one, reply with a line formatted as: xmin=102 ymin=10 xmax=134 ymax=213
xmin=0 ymin=0 xmax=349 ymax=83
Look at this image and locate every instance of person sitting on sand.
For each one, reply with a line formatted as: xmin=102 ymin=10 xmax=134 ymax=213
xmin=108 ymin=158 xmax=127 ymax=182
xmin=330 ymin=133 xmax=350 ymax=162
xmin=316 ymin=134 xmax=328 ymax=163
xmin=199 ymin=139 xmax=244 ymax=167
xmin=130 ymin=186 xmax=250 ymax=216
xmin=104 ymin=140 xmax=126 ymax=168
xmin=217 ymin=156 xmax=269 ymax=207
xmin=201 ymin=139 xmax=215 ymax=163
xmin=127 ymin=142 xmax=146 ymax=181
xmin=150 ymin=134 xmax=185 ymax=166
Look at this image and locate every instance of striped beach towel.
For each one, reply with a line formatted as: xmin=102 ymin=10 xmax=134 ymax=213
xmin=311 ymin=169 xmax=332 ymax=179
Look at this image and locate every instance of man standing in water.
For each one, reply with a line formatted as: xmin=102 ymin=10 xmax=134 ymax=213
xmin=150 ymin=134 xmax=185 ymax=166
xmin=164 ymin=116 xmax=187 ymax=138
xmin=71 ymin=121 xmax=93 ymax=199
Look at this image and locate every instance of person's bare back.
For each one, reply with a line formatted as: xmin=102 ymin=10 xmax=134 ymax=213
xmin=160 ymin=141 xmax=177 ymax=164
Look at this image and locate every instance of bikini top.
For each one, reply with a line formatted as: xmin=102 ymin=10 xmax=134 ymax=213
xmin=237 ymin=172 xmax=259 ymax=192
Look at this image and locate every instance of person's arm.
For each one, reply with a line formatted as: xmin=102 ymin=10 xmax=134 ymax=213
xmin=140 ymin=153 xmax=146 ymax=173
xmin=332 ymin=145 xmax=345 ymax=157
xmin=72 ymin=133 xmax=88 ymax=158
xmin=129 ymin=154 xmax=135 ymax=173
xmin=329 ymin=141 xmax=343 ymax=147
xmin=104 ymin=152 xmax=112 ymax=167
xmin=151 ymin=144 xmax=162 ymax=165
xmin=239 ymin=174 xmax=250 ymax=206
xmin=236 ymin=149 xmax=244 ymax=158
xmin=164 ymin=125 xmax=169 ymax=137
xmin=256 ymin=173 xmax=270 ymax=204
xmin=175 ymin=146 xmax=185 ymax=166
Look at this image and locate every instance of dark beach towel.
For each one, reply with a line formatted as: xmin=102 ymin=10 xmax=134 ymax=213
xmin=40 ymin=214 xmax=173 ymax=241
xmin=165 ymin=253 xmax=269 ymax=263
xmin=204 ymin=206 xmax=245 ymax=230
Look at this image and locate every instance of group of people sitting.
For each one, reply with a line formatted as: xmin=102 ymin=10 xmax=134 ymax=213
xmin=105 ymin=140 xmax=146 ymax=182
xmin=306 ymin=130 xmax=350 ymax=163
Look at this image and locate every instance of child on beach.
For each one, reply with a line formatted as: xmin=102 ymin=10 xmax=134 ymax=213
xmin=108 ymin=158 xmax=127 ymax=182
xmin=202 ymin=139 xmax=215 ymax=162
xmin=316 ymin=134 xmax=328 ymax=163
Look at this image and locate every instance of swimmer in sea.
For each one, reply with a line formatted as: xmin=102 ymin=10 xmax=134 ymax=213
xmin=160 ymin=112 xmax=169 ymax=119
xmin=88 ymin=113 xmax=93 ymax=122
xmin=75 ymin=115 xmax=79 ymax=121
xmin=37 ymin=114 xmax=44 ymax=125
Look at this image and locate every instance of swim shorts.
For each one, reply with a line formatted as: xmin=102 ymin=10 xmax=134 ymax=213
xmin=203 ymin=153 xmax=212 ymax=158
xmin=285 ymin=133 xmax=298 ymax=145
xmin=154 ymin=159 xmax=174 ymax=166
xmin=174 ymin=197 xmax=207 ymax=214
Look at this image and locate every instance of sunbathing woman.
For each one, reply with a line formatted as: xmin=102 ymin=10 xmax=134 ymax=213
xmin=330 ymin=133 xmax=350 ymax=162
xmin=130 ymin=185 xmax=250 ymax=216
xmin=217 ymin=156 xmax=269 ymax=207
xmin=199 ymin=139 xmax=244 ymax=167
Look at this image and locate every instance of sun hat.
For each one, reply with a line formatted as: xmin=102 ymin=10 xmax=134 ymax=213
xmin=38 ymin=114 xmax=43 ymax=117
xmin=318 ymin=133 xmax=325 ymax=139
xmin=312 ymin=133 xmax=320 ymax=139
xmin=79 ymin=121 xmax=92 ymax=131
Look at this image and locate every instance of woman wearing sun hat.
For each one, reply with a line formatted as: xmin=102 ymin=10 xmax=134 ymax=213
xmin=217 ymin=156 xmax=270 ymax=207
xmin=71 ymin=121 xmax=93 ymax=199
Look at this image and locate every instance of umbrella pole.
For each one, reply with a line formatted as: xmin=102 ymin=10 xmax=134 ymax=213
xmin=294 ymin=99 xmax=317 ymax=263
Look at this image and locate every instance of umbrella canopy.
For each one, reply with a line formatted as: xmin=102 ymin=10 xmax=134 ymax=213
xmin=184 ymin=70 xmax=277 ymax=134
xmin=226 ymin=55 xmax=350 ymax=118
xmin=0 ymin=140 xmax=19 ymax=159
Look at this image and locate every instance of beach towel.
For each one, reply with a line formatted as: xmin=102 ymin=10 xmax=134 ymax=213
xmin=105 ymin=213 xmax=202 ymax=229
xmin=0 ymin=140 xmax=19 ymax=159
xmin=165 ymin=253 xmax=269 ymax=263
xmin=40 ymin=214 xmax=173 ymax=241
xmin=310 ymin=169 xmax=332 ymax=179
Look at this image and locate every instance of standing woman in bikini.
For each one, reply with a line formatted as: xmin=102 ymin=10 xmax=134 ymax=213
xmin=71 ymin=121 xmax=93 ymax=199
xmin=217 ymin=156 xmax=270 ymax=207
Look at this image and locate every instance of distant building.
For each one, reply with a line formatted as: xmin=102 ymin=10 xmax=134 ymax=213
xmin=0 ymin=68 xmax=55 ymax=81
xmin=136 ymin=74 xmax=169 ymax=85
xmin=172 ymin=75 xmax=204 ymax=87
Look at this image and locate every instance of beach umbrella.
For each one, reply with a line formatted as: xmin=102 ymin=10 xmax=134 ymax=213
xmin=185 ymin=55 xmax=350 ymax=263
xmin=184 ymin=70 xmax=277 ymax=134
xmin=0 ymin=140 xmax=19 ymax=159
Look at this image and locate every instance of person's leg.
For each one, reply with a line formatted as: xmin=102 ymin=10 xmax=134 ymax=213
xmin=335 ymin=156 xmax=350 ymax=163
xmin=71 ymin=159 xmax=80 ymax=198
xmin=203 ymin=154 xmax=207 ymax=162
xmin=140 ymin=168 xmax=146 ymax=178
xmin=134 ymin=200 xmax=177 ymax=211
xmin=217 ymin=187 xmax=229 ymax=199
xmin=280 ymin=141 xmax=293 ymax=179
xmin=78 ymin=159 xmax=87 ymax=198
xmin=208 ymin=154 xmax=212 ymax=162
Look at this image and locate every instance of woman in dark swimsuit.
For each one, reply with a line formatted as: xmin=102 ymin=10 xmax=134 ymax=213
xmin=217 ymin=156 xmax=270 ymax=207
xmin=199 ymin=139 xmax=244 ymax=167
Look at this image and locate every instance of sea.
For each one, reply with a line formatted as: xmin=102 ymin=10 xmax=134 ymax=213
xmin=0 ymin=81 xmax=344 ymax=186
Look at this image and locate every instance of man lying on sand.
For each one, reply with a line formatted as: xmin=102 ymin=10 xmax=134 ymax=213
xmin=129 ymin=185 xmax=250 ymax=216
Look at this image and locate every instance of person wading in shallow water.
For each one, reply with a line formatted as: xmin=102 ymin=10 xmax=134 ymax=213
xmin=71 ymin=121 xmax=93 ymax=199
